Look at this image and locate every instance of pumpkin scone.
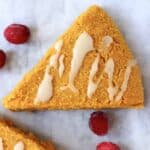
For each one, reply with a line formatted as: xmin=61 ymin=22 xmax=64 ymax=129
xmin=3 ymin=5 xmax=144 ymax=111
xmin=0 ymin=119 xmax=54 ymax=150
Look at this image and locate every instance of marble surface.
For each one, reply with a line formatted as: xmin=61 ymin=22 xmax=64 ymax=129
xmin=0 ymin=0 xmax=150 ymax=149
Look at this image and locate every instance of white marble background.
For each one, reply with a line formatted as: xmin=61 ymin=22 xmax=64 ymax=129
xmin=0 ymin=0 xmax=150 ymax=149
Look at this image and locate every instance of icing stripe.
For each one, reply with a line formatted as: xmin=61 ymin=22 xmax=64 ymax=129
xmin=59 ymin=54 xmax=65 ymax=77
xmin=115 ymin=59 xmax=136 ymax=101
xmin=102 ymin=36 xmax=113 ymax=48
xmin=87 ymin=35 xmax=114 ymax=98
xmin=34 ymin=40 xmax=63 ymax=103
xmin=34 ymin=72 xmax=53 ymax=103
xmin=54 ymin=40 xmax=63 ymax=52
xmin=0 ymin=138 xmax=3 ymax=150
xmin=62 ymin=31 xmax=94 ymax=92
xmin=49 ymin=40 xmax=63 ymax=68
xmin=87 ymin=54 xmax=100 ymax=98
xmin=14 ymin=141 xmax=24 ymax=150
xmin=104 ymin=58 xmax=118 ymax=100
xmin=99 ymin=35 xmax=113 ymax=52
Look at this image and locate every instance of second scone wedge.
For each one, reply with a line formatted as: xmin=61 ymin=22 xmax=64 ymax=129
xmin=0 ymin=118 xmax=54 ymax=149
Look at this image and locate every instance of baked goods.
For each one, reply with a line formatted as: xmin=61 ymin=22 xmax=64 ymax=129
xmin=3 ymin=5 xmax=144 ymax=111
xmin=0 ymin=118 xmax=54 ymax=150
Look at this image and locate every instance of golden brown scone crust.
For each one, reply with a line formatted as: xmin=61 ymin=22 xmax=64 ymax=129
xmin=3 ymin=5 xmax=144 ymax=110
xmin=0 ymin=119 xmax=55 ymax=150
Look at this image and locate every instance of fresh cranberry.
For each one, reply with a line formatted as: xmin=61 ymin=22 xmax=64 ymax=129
xmin=0 ymin=50 xmax=6 ymax=68
xmin=89 ymin=111 xmax=108 ymax=136
xmin=96 ymin=142 xmax=120 ymax=150
xmin=4 ymin=24 xmax=30 ymax=44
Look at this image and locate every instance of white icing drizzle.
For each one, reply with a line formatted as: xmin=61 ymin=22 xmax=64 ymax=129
xmin=87 ymin=35 xmax=113 ymax=99
xmin=14 ymin=141 xmax=24 ymax=150
xmin=0 ymin=138 xmax=3 ymax=150
xmin=59 ymin=54 xmax=65 ymax=77
xmin=102 ymin=36 xmax=113 ymax=48
xmin=49 ymin=40 xmax=63 ymax=68
xmin=104 ymin=58 xmax=118 ymax=100
xmin=115 ymin=59 xmax=136 ymax=101
xmin=54 ymin=40 xmax=63 ymax=52
xmin=87 ymin=54 xmax=100 ymax=98
xmin=34 ymin=40 xmax=63 ymax=103
xmin=34 ymin=72 xmax=53 ymax=103
xmin=61 ymin=31 xmax=94 ymax=92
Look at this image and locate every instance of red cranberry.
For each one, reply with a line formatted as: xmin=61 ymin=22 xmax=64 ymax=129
xmin=4 ymin=24 xmax=30 ymax=44
xmin=89 ymin=111 xmax=108 ymax=136
xmin=0 ymin=50 xmax=6 ymax=68
xmin=96 ymin=142 xmax=120 ymax=150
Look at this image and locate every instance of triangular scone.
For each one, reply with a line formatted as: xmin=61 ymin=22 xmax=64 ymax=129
xmin=0 ymin=119 xmax=54 ymax=150
xmin=3 ymin=5 xmax=144 ymax=110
